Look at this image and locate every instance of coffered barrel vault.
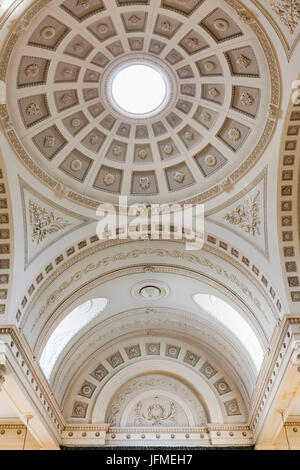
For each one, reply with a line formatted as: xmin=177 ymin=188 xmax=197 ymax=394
xmin=0 ymin=0 xmax=299 ymax=451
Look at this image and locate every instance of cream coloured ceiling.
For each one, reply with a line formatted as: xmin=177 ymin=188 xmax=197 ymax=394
xmin=3 ymin=0 xmax=279 ymax=204
xmin=0 ymin=0 xmax=299 ymax=450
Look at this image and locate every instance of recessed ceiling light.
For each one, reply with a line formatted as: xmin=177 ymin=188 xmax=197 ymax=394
xmin=139 ymin=285 xmax=162 ymax=299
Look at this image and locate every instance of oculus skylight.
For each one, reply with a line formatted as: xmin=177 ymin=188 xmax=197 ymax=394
xmin=111 ymin=64 xmax=167 ymax=116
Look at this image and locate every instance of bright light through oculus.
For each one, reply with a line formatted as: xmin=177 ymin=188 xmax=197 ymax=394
xmin=112 ymin=65 xmax=167 ymax=115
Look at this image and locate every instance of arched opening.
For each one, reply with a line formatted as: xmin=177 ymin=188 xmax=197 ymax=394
xmin=39 ymin=298 xmax=108 ymax=380
xmin=193 ymin=294 xmax=264 ymax=372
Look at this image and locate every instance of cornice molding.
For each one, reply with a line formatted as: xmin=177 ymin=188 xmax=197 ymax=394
xmin=18 ymin=235 xmax=281 ymax=336
xmin=277 ymin=78 xmax=300 ymax=306
xmin=1 ymin=317 xmax=299 ymax=447
xmin=32 ymin=263 xmax=270 ymax=356
xmin=249 ymin=315 xmax=300 ymax=434
xmin=0 ymin=325 xmax=64 ymax=433
xmin=0 ymin=423 xmax=26 ymax=429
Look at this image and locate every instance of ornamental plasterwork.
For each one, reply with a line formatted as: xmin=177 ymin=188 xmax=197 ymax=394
xmin=0 ymin=0 xmax=280 ymax=208
xmin=250 ymin=0 xmax=300 ymax=59
xmin=65 ymin=339 xmax=244 ymax=422
xmin=20 ymin=178 xmax=93 ymax=268
xmin=223 ymin=191 xmax=261 ymax=238
xmin=0 ymin=327 xmax=254 ymax=444
xmin=267 ymin=0 xmax=300 ymax=34
xmin=134 ymin=398 xmax=177 ymax=426
xmin=16 ymin=225 xmax=281 ymax=332
xmin=105 ymin=375 xmax=207 ymax=427
xmin=29 ymin=200 xmax=71 ymax=245
xmin=52 ymin=317 xmax=254 ymax=407
xmin=206 ymin=169 xmax=269 ymax=258
xmin=22 ymin=240 xmax=278 ymax=344
xmin=34 ymin=248 xmax=268 ymax=322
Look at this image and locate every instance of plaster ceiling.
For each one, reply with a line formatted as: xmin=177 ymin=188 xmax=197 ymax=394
xmin=0 ymin=393 xmax=18 ymax=419
xmin=5 ymin=0 xmax=276 ymax=205
xmin=0 ymin=0 xmax=299 ymax=445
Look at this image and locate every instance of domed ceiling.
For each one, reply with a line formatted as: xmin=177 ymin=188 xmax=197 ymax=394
xmin=3 ymin=0 xmax=279 ymax=205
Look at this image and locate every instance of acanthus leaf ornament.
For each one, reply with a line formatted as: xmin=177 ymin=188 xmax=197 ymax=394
xmin=267 ymin=0 xmax=300 ymax=34
xmin=29 ymin=200 xmax=71 ymax=244
xmin=60 ymin=94 xmax=73 ymax=105
xmin=103 ymin=173 xmax=116 ymax=186
xmin=223 ymin=191 xmax=261 ymax=237
xmin=72 ymin=402 xmax=87 ymax=418
xmin=163 ymin=144 xmax=174 ymax=155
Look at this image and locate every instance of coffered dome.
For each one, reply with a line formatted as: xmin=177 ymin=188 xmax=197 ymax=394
xmin=1 ymin=0 xmax=300 ymax=453
xmin=3 ymin=0 xmax=279 ymax=205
